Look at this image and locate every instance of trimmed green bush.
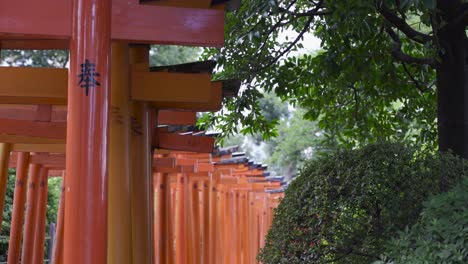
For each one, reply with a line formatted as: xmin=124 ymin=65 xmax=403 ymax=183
xmin=378 ymin=177 xmax=468 ymax=264
xmin=258 ymin=143 xmax=466 ymax=264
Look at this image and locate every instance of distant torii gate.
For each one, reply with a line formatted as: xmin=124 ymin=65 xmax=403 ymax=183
xmin=0 ymin=0 xmax=232 ymax=263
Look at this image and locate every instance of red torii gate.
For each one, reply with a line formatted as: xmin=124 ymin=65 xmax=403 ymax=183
xmin=152 ymin=146 xmax=285 ymax=264
xmin=3 ymin=123 xmax=284 ymax=264
xmin=1 ymin=110 xmax=235 ymax=263
xmin=0 ymin=0 xmax=231 ymax=263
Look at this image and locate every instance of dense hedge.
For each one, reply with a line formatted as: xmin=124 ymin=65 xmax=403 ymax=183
xmin=258 ymin=143 xmax=466 ymax=264
xmin=379 ymin=177 xmax=468 ymax=263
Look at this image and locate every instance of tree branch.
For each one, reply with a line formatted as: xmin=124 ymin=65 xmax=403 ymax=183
xmin=376 ymin=0 xmax=431 ymax=44
xmin=278 ymin=0 xmax=330 ymax=17
xmin=236 ymin=0 xmax=298 ymax=40
xmin=278 ymin=7 xmax=331 ymax=16
xmin=62 ymin=52 xmax=70 ymax=68
xmin=256 ymin=1 xmax=299 ymax=55
xmin=385 ymin=27 xmax=436 ymax=67
xmin=402 ymin=63 xmax=427 ymax=93
xmin=395 ymin=0 xmax=407 ymax=21
xmin=255 ymin=16 xmax=314 ymax=73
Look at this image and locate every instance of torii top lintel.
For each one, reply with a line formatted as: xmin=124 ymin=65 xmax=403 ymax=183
xmin=0 ymin=0 xmax=225 ymax=49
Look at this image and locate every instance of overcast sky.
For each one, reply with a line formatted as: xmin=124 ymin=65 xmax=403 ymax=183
xmin=280 ymin=31 xmax=322 ymax=56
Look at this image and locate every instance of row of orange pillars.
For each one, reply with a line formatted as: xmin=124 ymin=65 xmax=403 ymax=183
xmin=1 ymin=139 xmax=284 ymax=264
xmin=0 ymin=0 xmax=284 ymax=263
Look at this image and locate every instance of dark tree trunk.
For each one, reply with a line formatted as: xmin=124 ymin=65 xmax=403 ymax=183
xmin=436 ymin=0 xmax=468 ymax=159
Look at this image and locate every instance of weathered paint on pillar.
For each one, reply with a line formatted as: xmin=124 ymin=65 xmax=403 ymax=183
xmin=241 ymin=191 xmax=249 ymax=264
xmin=175 ymin=173 xmax=187 ymax=264
xmin=108 ymin=41 xmax=133 ymax=264
xmin=231 ymin=191 xmax=239 ymax=264
xmin=64 ymin=0 xmax=111 ymax=262
xmin=259 ymin=194 xmax=268 ymax=250
xmin=164 ymin=173 xmax=174 ymax=264
xmin=208 ymin=172 xmax=220 ymax=264
xmin=7 ymin=152 xmax=31 ymax=264
xmin=0 ymin=143 xmax=12 ymax=231
xmin=201 ymin=180 xmax=210 ymax=264
xmin=21 ymin=163 xmax=42 ymax=264
xmin=186 ymin=177 xmax=193 ymax=263
xmin=129 ymin=45 xmax=153 ymax=264
xmin=52 ymin=179 xmax=65 ymax=264
xmin=153 ymin=172 xmax=165 ymax=264
xmin=189 ymin=179 xmax=201 ymax=264
xmin=32 ymin=167 xmax=50 ymax=264
xmin=218 ymin=185 xmax=226 ymax=264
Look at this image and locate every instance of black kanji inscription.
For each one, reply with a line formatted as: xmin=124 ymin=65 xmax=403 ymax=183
xmin=78 ymin=59 xmax=101 ymax=96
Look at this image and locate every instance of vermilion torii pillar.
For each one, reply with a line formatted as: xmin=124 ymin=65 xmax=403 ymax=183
xmin=64 ymin=0 xmax=111 ymax=263
xmin=32 ymin=167 xmax=50 ymax=264
xmin=21 ymin=163 xmax=41 ymax=264
xmin=0 ymin=143 xmax=11 ymax=229
xmin=7 ymin=152 xmax=31 ymax=264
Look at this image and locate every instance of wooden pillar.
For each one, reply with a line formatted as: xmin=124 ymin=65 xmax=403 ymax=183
xmin=201 ymin=180 xmax=210 ymax=264
xmin=185 ymin=176 xmax=193 ymax=264
xmin=64 ymin=0 xmax=111 ymax=262
xmin=208 ymin=172 xmax=219 ymax=264
xmin=153 ymin=172 xmax=165 ymax=264
xmin=232 ymin=190 xmax=240 ymax=264
xmin=7 ymin=152 xmax=31 ymax=264
xmin=225 ymin=188 xmax=233 ymax=264
xmin=248 ymin=192 xmax=256 ymax=264
xmin=174 ymin=173 xmax=187 ymax=264
xmin=108 ymin=41 xmax=133 ymax=264
xmin=32 ymin=168 xmax=50 ymax=264
xmin=221 ymin=188 xmax=229 ymax=264
xmin=52 ymin=180 xmax=65 ymax=264
xmin=190 ymin=180 xmax=201 ymax=264
xmin=216 ymin=185 xmax=225 ymax=264
xmin=238 ymin=190 xmax=244 ymax=264
xmin=21 ymin=163 xmax=41 ymax=264
xmin=259 ymin=194 xmax=268 ymax=250
xmin=186 ymin=177 xmax=200 ymax=264
xmin=169 ymin=179 xmax=177 ymax=263
xmin=166 ymin=174 xmax=175 ymax=264
xmin=0 ymin=143 xmax=12 ymax=231
xmin=129 ymin=45 xmax=153 ymax=264
xmin=253 ymin=196 xmax=261 ymax=264
xmin=241 ymin=190 xmax=249 ymax=264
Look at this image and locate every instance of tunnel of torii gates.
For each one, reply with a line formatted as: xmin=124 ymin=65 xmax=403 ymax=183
xmin=0 ymin=0 xmax=285 ymax=263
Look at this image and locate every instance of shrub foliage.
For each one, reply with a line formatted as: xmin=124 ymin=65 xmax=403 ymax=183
xmin=258 ymin=143 xmax=466 ymax=263
xmin=380 ymin=177 xmax=468 ymax=263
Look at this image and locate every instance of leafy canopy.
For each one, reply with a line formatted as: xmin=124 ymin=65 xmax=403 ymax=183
xmin=222 ymin=93 xmax=327 ymax=179
xmin=201 ymin=0 xmax=459 ymax=148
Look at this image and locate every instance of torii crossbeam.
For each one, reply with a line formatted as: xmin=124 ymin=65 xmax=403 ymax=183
xmin=0 ymin=0 xmax=225 ymax=49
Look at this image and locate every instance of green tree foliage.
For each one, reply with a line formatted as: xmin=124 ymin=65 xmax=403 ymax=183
xmin=1 ymin=45 xmax=200 ymax=68
xmin=203 ymin=0 xmax=468 ymax=156
xmin=150 ymin=45 xmax=200 ymax=66
xmin=258 ymin=143 xmax=466 ymax=263
xmin=267 ymin=108 xmax=326 ymax=179
xmin=221 ymin=93 xmax=327 ymax=179
xmin=46 ymin=178 xmax=62 ymax=225
xmin=1 ymin=50 xmax=69 ymax=68
xmin=0 ymin=171 xmax=62 ymax=261
xmin=0 ymin=170 xmax=16 ymax=262
xmin=379 ymin=177 xmax=468 ymax=264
